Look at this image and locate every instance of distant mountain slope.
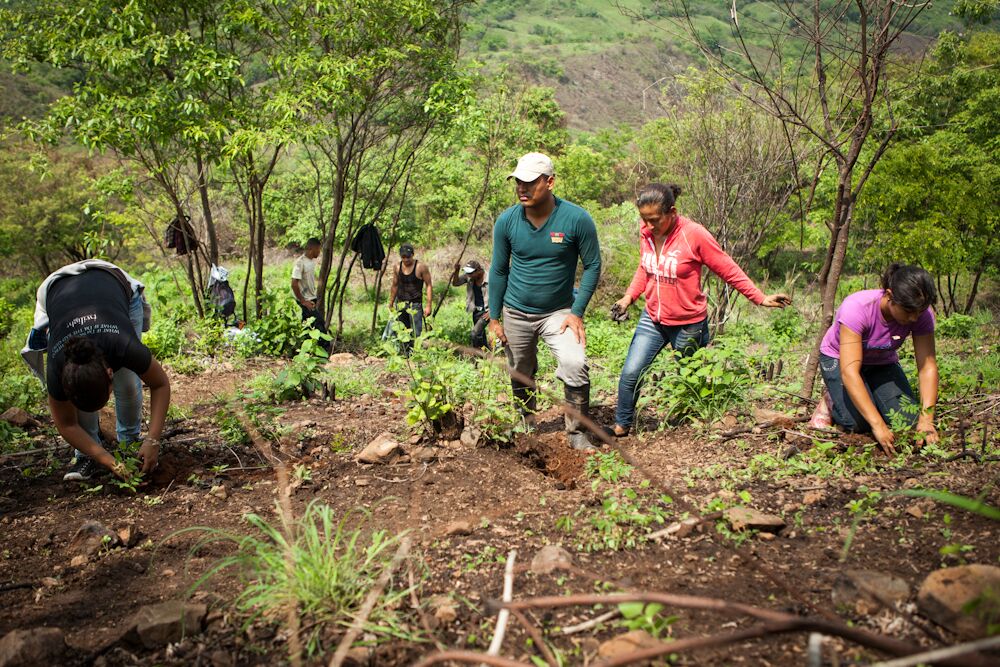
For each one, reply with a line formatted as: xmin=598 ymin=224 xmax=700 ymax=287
xmin=461 ymin=0 xmax=967 ymax=130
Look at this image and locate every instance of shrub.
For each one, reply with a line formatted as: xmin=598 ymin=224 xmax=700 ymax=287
xmin=143 ymin=318 xmax=184 ymax=359
xmin=936 ymin=313 xmax=975 ymax=339
xmin=639 ymin=340 xmax=754 ymax=427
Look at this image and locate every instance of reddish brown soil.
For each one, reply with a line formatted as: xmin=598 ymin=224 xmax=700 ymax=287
xmin=1 ymin=361 xmax=997 ymax=666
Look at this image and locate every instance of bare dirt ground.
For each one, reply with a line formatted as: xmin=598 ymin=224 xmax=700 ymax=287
xmin=1 ymin=358 xmax=997 ymax=666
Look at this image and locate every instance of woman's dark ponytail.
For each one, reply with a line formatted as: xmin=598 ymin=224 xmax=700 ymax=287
xmin=881 ymin=263 xmax=936 ymax=312
xmin=636 ymin=183 xmax=683 ymax=214
xmin=61 ymin=337 xmax=111 ymax=412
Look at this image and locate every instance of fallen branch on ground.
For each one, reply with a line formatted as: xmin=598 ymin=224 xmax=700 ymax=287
xmin=484 ymin=549 xmax=517 ymax=663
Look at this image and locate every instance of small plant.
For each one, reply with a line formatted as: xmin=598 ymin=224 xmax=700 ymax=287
xmin=292 ymin=463 xmax=312 ymax=484
xmin=109 ymin=442 xmax=144 ymax=493
xmin=271 ymin=329 xmax=331 ymax=401
xmin=180 ymin=503 xmax=417 ymax=657
xmin=617 ymin=601 xmax=679 ymax=639
xmin=936 ymin=313 xmax=975 ymax=339
xmin=215 ymin=411 xmax=251 ymax=447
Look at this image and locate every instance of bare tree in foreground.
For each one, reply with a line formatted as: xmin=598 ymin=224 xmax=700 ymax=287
xmin=636 ymin=0 xmax=932 ymax=395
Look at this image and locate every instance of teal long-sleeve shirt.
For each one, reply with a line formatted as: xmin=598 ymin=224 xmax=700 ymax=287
xmin=489 ymin=197 xmax=602 ymax=319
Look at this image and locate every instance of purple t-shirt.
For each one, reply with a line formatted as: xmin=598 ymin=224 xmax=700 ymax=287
xmin=820 ymin=289 xmax=935 ymax=365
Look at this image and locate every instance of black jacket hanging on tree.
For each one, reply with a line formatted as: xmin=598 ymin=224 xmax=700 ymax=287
xmin=350 ymin=223 xmax=385 ymax=270
xmin=165 ymin=215 xmax=199 ymax=256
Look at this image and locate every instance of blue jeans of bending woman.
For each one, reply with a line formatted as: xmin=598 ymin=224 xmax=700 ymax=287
xmin=818 ymin=353 xmax=917 ymax=432
xmin=614 ymin=311 xmax=710 ymax=429
xmin=75 ymin=290 xmax=145 ymax=454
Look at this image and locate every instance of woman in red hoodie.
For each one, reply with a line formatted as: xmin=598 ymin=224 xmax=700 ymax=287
xmin=609 ymin=183 xmax=792 ymax=436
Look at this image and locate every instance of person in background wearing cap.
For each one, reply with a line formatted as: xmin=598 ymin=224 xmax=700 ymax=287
xmin=388 ymin=243 xmax=433 ymax=353
xmin=451 ymin=259 xmax=490 ymax=349
xmin=291 ymin=237 xmax=331 ymax=351
xmin=488 ymin=152 xmax=603 ymax=450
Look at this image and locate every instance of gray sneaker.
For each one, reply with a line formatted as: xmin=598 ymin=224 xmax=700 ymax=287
xmin=63 ymin=456 xmax=101 ymax=481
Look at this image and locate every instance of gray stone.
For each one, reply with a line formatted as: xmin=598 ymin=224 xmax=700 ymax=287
xmin=918 ymin=564 xmax=1000 ymax=639
xmin=529 ymin=545 xmax=573 ymax=574
xmin=356 ymin=433 xmax=402 ymax=464
xmin=460 ymin=427 xmax=482 ymax=448
xmin=723 ymin=507 xmax=786 ymax=533
xmin=130 ymin=600 xmax=207 ymax=648
xmin=69 ymin=520 xmax=120 ymax=557
xmin=0 ymin=627 xmax=67 ymax=667
xmin=832 ymin=570 xmax=910 ymax=615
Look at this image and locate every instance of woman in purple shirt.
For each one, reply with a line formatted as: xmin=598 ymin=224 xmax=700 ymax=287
xmin=814 ymin=264 xmax=939 ymax=454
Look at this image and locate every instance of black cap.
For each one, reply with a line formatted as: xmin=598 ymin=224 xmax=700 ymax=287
xmin=400 ymin=243 xmax=415 ymax=257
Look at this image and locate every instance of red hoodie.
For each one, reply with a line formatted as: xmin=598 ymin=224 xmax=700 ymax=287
xmin=626 ymin=215 xmax=764 ymax=325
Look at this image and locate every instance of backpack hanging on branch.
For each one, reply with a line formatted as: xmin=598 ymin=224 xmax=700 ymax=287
xmin=207 ymin=264 xmax=237 ymax=325
xmin=165 ymin=214 xmax=199 ymax=256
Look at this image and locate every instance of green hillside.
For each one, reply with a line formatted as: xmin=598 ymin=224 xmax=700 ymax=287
xmin=461 ymin=0 xmax=968 ymax=129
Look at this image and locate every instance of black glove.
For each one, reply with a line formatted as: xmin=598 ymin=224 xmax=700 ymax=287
xmin=610 ymin=303 xmax=629 ymax=322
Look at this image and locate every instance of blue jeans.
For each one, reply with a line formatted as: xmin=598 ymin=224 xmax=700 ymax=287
xmin=614 ymin=312 xmax=710 ymax=428
xmin=75 ymin=290 xmax=145 ymax=454
xmin=818 ymin=354 xmax=917 ymax=432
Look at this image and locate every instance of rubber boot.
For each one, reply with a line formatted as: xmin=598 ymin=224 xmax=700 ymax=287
xmin=564 ymin=384 xmax=596 ymax=451
xmin=512 ymin=380 xmax=537 ymax=432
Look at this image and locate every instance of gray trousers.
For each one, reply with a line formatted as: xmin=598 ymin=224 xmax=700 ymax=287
xmin=503 ymin=307 xmax=589 ymax=389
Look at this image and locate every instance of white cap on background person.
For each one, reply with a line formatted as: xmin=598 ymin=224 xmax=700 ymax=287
xmin=508 ymin=152 xmax=554 ymax=181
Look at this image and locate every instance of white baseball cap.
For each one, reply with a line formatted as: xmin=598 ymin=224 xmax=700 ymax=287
xmin=508 ymin=152 xmax=554 ymax=182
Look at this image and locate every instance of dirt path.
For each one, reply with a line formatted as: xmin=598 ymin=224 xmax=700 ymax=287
xmin=1 ymin=360 xmax=997 ymax=666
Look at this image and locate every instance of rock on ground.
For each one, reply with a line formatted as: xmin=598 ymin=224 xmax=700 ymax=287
xmin=723 ymin=507 xmax=786 ymax=533
xmin=598 ymin=629 xmax=665 ymax=663
xmin=918 ymin=564 xmax=1000 ymax=639
xmin=0 ymin=408 xmax=37 ymax=429
xmin=530 ymin=545 xmax=573 ymax=574
xmin=832 ymin=570 xmax=910 ymax=615
xmin=69 ymin=520 xmax=121 ymax=557
xmin=127 ymin=600 xmax=208 ymax=649
xmin=443 ymin=520 xmax=473 ymax=537
xmin=0 ymin=627 xmax=68 ymax=667
xmin=356 ymin=433 xmax=402 ymax=464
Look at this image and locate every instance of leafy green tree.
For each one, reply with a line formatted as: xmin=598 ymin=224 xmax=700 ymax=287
xmin=856 ymin=31 xmax=1000 ymax=314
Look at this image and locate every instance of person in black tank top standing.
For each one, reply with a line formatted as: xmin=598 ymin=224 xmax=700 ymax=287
xmin=388 ymin=243 xmax=433 ymax=354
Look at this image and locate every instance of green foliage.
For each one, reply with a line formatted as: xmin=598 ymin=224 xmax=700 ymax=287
xmin=617 ymin=602 xmax=679 ymax=640
xmin=936 ymin=313 xmax=976 ymax=339
xmin=214 ymin=411 xmax=251 ymax=447
xmin=143 ymin=318 xmax=185 ymax=360
xmin=246 ymin=290 xmax=311 ymax=357
xmin=0 ymin=373 xmax=45 ymax=414
xmin=183 ymin=503 xmax=416 ymax=657
xmin=639 ymin=341 xmax=754 ymax=427
xmin=271 ymin=330 xmax=330 ymax=402
xmin=0 ymin=298 xmax=14 ymax=340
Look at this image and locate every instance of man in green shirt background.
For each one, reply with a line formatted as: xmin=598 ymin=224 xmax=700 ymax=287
xmin=488 ymin=152 xmax=603 ymax=450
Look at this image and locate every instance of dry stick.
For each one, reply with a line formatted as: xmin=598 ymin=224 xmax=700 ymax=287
xmin=328 ymin=536 xmax=412 ymax=667
xmin=484 ymin=549 xmax=517 ymax=662
xmin=408 ymin=562 xmax=446 ymax=652
xmin=412 ymin=652 xmax=529 ymax=667
xmin=234 ymin=408 xmax=303 ymax=667
xmin=560 ymin=609 xmax=621 ymax=635
xmin=497 ymin=594 xmax=994 ymax=667
xmin=509 ymin=608 xmax=558 ymax=667
xmin=871 ymin=635 xmax=1000 ymax=667
xmin=718 ymin=415 xmax=810 ymax=441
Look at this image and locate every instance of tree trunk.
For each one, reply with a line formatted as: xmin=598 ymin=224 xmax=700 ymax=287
xmin=964 ymin=259 xmax=986 ymax=315
xmin=195 ymin=149 xmax=219 ymax=266
xmin=253 ymin=180 xmax=266 ymax=319
xmin=801 ymin=187 xmax=854 ymax=399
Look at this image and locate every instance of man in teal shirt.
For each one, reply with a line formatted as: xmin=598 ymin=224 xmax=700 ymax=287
xmin=488 ymin=152 xmax=602 ymax=449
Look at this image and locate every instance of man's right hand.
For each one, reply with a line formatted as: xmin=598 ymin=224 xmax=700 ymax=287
xmin=488 ymin=319 xmax=507 ymax=346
